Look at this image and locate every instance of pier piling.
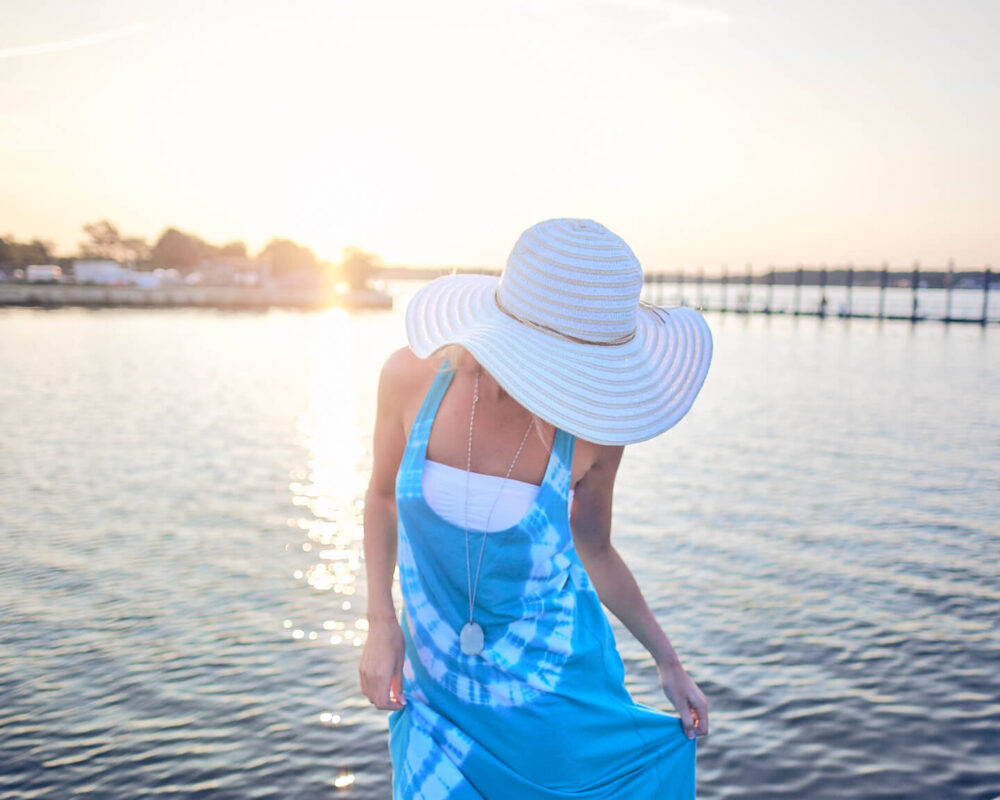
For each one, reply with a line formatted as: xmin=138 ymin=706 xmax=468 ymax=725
xmin=845 ymin=265 xmax=854 ymax=317
xmin=818 ymin=267 xmax=828 ymax=317
xmin=879 ymin=263 xmax=888 ymax=320
xmin=983 ymin=268 xmax=992 ymax=326
xmin=945 ymin=260 xmax=955 ymax=323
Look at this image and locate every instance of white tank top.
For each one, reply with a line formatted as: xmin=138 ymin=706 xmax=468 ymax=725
xmin=423 ymin=459 xmax=574 ymax=532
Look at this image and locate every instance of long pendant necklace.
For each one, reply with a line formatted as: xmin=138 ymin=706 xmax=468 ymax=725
xmin=459 ymin=370 xmax=535 ymax=657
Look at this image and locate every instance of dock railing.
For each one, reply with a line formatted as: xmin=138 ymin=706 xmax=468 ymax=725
xmin=641 ymin=265 xmax=997 ymax=325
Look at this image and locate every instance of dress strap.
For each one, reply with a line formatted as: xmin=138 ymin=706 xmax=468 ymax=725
xmin=539 ymin=426 xmax=576 ymax=515
xmin=550 ymin=427 xmax=575 ymax=474
xmin=401 ymin=358 xmax=455 ymax=469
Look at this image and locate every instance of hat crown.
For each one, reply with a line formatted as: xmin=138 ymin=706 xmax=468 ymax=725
xmin=497 ymin=218 xmax=643 ymax=344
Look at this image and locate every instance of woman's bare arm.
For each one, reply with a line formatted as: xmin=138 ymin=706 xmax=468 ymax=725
xmin=570 ymin=446 xmax=709 ymax=738
xmin=358 ymin=349 xmax=412 ymax=710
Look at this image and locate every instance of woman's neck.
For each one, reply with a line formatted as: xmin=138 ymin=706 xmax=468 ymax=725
xmin=450 ymin=350 xmax=508 ymax=402
xmin=476 ymin=369 xmax=508 ymax=403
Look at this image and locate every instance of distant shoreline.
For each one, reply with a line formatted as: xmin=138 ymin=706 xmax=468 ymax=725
xmin=0 ymin=283 xmax=392 ymax=311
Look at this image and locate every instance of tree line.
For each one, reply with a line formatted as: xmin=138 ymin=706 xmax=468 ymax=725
xmin=0 ymin=220 xmax=378 ymax=289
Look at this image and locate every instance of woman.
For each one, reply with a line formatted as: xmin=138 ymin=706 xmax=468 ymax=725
xmin=360 ymin=218 xmax=713 ymax=798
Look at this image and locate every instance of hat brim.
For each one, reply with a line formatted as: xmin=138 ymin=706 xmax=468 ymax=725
xmin=406 ymin=274 xmax=713 ymax=446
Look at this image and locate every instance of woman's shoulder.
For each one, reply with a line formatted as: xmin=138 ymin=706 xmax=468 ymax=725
xmin=571 ymin=437 xmax=625 ymax=488
xmin=379 ymin=346 xmax=445 ymax=397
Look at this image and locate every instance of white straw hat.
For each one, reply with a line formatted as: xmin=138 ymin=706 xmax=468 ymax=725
xmin=406 ymin=218 xmax=713 ymax=445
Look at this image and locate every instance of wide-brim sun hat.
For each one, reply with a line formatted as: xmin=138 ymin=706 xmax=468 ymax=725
xmin=406 ymin=218 xmax=713 ymax=446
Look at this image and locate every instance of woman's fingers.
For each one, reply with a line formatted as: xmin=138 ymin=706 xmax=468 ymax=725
xmin=687 ymin=684 xmax=709 ymax=736
xmin=363 ymin=671 xmax=403 ymax=710
xmin=358 ymin=620 xmax=406 ymax=711
xmin=693 ymin=694 xmax=709 ymax=736
xmin=682 ymin=688 xmax=709 ymax=738
xmin=359 ymin=658 xmax=404 ymax=710
xmin=659 ymin=664 xmax=708 ymax=739
xmin=677 ymin=702 xmax=696 ymax=739
xmin=390 ymin=661 xmax=407 ymax=707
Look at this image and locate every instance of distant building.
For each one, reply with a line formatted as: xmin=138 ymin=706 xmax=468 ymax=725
xmin=131 ymin=272 xmax=161 ymax=289
xmin=275 ymin=266 xmax=327 ymax=290
xmin=74 ymin=259 xmax=132 ymax=285
xmin=193 ymin=256 xmax=271 ymax=287
xmin=26 ymin=264 xmax=62 ymax=282
xmin=153 ymin=267 xmax=182 ymax=285
xmin=72 ymin=259 xmax=172 ymax=287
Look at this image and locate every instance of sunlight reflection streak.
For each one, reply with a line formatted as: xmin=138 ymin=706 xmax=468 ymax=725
xmin=289 ymin=309 xmax=368 ymax=646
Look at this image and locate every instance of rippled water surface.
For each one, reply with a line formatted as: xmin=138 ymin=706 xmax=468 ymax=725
xmin=1 ymin=287 xmax=998 ymax=799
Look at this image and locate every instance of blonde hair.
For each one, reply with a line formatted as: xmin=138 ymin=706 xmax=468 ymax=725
xmin=436 ymin=343 xmax=469 ymax=371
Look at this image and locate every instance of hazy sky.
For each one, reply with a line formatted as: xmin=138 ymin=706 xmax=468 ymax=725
xmin=1 ymin=0 xmax=997 ymax=271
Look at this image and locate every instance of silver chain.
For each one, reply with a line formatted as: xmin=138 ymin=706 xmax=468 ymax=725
xmin=464 ymin=370 xmax=535 ymax=625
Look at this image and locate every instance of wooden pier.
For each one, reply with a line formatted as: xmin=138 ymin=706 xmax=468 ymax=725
xmin=642 ymin=265 xmax=996 ymax=326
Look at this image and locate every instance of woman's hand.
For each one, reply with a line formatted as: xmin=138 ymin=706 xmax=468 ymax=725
xmin=359 ymin=617 xmax=406 ymax=710
xmin=658 ymin=659 xmax=709 ymax=739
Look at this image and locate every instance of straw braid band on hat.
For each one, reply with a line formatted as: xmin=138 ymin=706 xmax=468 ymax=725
xmin=405 ymin=218 xmax=713 ymax=446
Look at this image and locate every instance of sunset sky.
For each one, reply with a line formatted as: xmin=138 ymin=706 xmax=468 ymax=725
xmin=1 ymin=0 xmax=997 ymax=272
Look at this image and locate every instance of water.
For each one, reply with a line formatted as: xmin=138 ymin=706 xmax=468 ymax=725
xmin=1 ymin=286 xmax=998 ymax=799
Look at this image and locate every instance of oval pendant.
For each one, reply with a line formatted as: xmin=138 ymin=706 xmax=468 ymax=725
xmin=459 ymin=621 xmax=484 ymax=656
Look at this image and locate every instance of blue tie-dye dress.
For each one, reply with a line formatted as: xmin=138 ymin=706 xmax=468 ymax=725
xmin=388 ymin=363 xmax=697 ymax=799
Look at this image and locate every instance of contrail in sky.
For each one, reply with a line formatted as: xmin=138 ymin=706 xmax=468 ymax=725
xmin=0 ymin=22 xmax=144 ymax=59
